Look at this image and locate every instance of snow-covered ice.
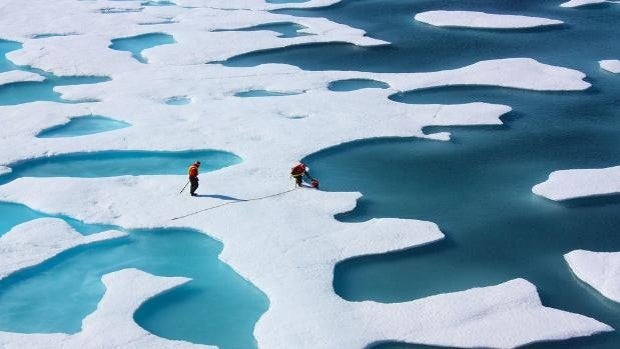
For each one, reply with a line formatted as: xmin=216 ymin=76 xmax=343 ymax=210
xmin=414 ymin=11 xmax=563 ymax=29
xmin=600 ymin=59 xmax=620 ymax=73
xmin=561 ymin=0 xmax=609 ymax=8
xmin=532 ymin=166 xmax=620 ymax=201
xmin=0 ymin=218 xmax=126 ymax=280
xmin=565 ymin=250 xmax=620 ymax=303
xmin=0 ymin=175 xmax=613 ymax=348
xmin=0 ymin=1 xmax=386 ymax=76
xmin=0 ymin=268 xmax=211 ymax=348
xmin=0 ymin=58 xmax=589 ymax=166
xmin=0 ymin=70 xmax=44 ymax=87
xmin=0 ymin=0 xmax=610 ymax=347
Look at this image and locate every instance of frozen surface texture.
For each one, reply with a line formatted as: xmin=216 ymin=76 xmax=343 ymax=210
xmin=600 ymin=59 xmax=620 ymax=73
xmin=561 ymin=0 xmax=609 ymax=8
xmin=0 ymin=176 xmax=612 ymax=348
xmin=0 ymin=218 xmax=126 ymax=280
xmin=0 ymin=0 xmax=610 ymax=347
xmin=533 ymin=166 xmax=620 ymax=201
xmin=0 ymin=58 xmax=589 ymax=167
xmin=0 ymin=268 xmax=210 ymax=348
xmin=0 ymin=71 xmax=44 ymax=87
xmin=414 ymin=11 xmax=563 ymax=29
xmin=565 ymin=250 xmax=620 ymax=303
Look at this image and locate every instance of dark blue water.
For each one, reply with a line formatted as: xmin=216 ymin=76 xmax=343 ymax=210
xmin=226 ymin=0 xmax=619 ymax=73
xmin=0 ymin=149 xmax=240 ymax=185
xmin=211 ymin=0 xmax=620 ymax=347
xmin=0 ymin=39 xmax=110 ymax=105
xmin=36 ymin=115 xmax=131 ymax=138
xmin=306 ymin=82 xmax=620 ymax=347
xmin=109 ymin=33 xmax=175 ymax=63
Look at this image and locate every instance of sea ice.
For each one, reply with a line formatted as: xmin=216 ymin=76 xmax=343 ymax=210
xmin=561 ymin=0 xmax=609 ymax=8
xmin=0 ymin=175 xmax=612 ymax=348
xmin=0 ymin=268 xmax=211 ymax=348
xmin=414 ymin=11 xmax=563 ymax=29
xmin=0 ymin=0 xmax=611 ymax=347
xmin=36 ymin=115 xmax=131 ymax=138
xmin=0 ymin=218 xmax=126 ymax=280
xmin=0 ymin=1 xmax=386 ymax=76
xmin=532 ymin=166 xmax=620 ymax=201
xmin=174 ymin=0 xmax=342 ymax=11
xmin=0 ymin=71 xmax=44 ymax=87
xmin=565 ymin=250 xmax=620 ymax=303
xmin=2 ymin=57 xmax=588 ymax=166
xmin=600 ymin=59 xmax=620 ymax=73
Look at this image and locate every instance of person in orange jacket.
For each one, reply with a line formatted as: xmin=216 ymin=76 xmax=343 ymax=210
xmin=188 ymin=161 xmax=201 ymax=196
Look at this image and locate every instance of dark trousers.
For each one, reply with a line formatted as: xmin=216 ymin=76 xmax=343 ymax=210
xmin=189 ymin=177 xmax=199 ymax=195
xmin=294 ymin=174 xmax=303 ymax=186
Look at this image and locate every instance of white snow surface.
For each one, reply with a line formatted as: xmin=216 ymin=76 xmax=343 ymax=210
xmin=565 ymin=250 xmax=620 ymax=303
xmin=0 ymin=166 xmax=10 ymax=176
xmin=0 ymin=218 xmax=126 ymax=280
xmin=0 ymin=0 xmax=609 ymax=347
xmin=600 ymin=59 xmax=620 ymax=73
xmin=414 ymin=11 xmax=563 ymax=29
xmin=0 ymin=0 xmax=385 ymax=76
xmin=0 ymin=58 xmax=589 ymax=166
xmin=532 ymin=166 xmax=620 ymax=201
xmin=0 ymin=176 xmax=612 ymax=348
xmin=561 ymin=0 xmax=609 ymax=8
xmin=0 ymin=268 xmax=211 ymax=348
xmin=0 ymin=70 xmax=44 ymax=87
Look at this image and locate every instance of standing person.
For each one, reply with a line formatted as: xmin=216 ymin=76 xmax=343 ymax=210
xmin=188 ymin=161 xmax=201 ymax=196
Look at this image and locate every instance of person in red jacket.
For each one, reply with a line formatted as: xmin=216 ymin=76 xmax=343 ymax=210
xmin=188 ymin=161 xmax=201 ymax=196
xmin=291 ymin=162 xmax=307 ymax=187
xmin=291 ymin=162 xmax=320 ymax=189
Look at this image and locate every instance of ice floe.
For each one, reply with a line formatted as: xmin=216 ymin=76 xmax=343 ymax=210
xmin=0 ymin=218 xmax=126 ymax=280
xmin=414 ymin=11 xmax=563 ymax=29
xmin=0 ymin=268 xmax=210 ymax=348
xmin=0 ymin=71 xmax=44 ymax=87
xmin=565 ymin=250 xmax=620 ymax=303
xmin=600 ymin=59 xmax=620 ymax=73
xmin=0 ymin=1 xmax=385 ymax=76
xmin=0 ymin=58 xmax=589 ymax=166
xmin=561 ymin=0 xmax=609 ymax=8
xmin=174 ymin=0 xmax=343 ymax=11
xmin=0 ymin=175 xmax=613 ymax=348
xmin=532 ymin=166 xmax=620 ymax=201
xmin=0 ymin=0 xmax=610 ymax=347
